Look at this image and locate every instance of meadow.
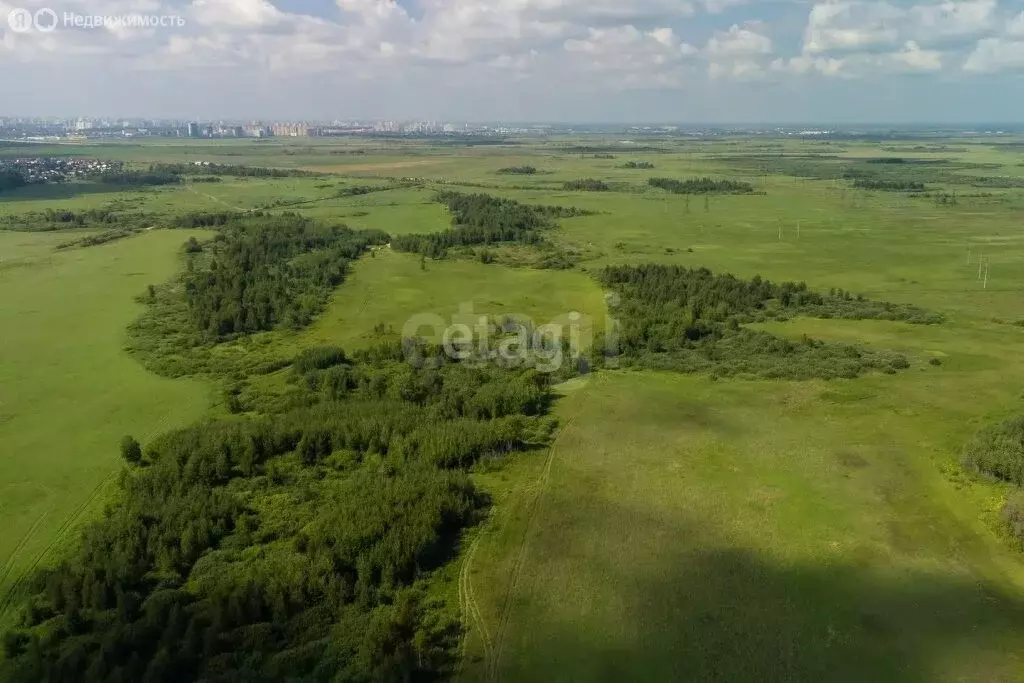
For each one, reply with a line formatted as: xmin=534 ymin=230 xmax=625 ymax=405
xmin=2 ymin=134 xmax=1024 ymax=679
xmin=0 ymin=229 xmax=211 ymax=625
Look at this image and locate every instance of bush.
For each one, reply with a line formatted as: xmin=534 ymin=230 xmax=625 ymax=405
xmin=962 ymin=416 xmax=1024 ymax=486
xmin=564 ymin=178 xmax=610 ymax=192
xmin=1001 ymin=492 xmax=1024 ymax=549
xmin=496 ymin=166 xmax=537 ymax=175
xmin=120 ymin=435 xmax=142 ymax=464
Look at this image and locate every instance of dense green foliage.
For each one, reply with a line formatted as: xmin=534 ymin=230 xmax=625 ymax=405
xmin=962 ymin=416 xmax=1024 ymax=486
xmin=392 ymin=192 xmax=587 ymax=259
xmin=496 ymin=166 xmax=537 ymax=175
xmin=150 ymin=163 xmax=318 ymax=178
xmin=623 ymin=161 xmax=655 ymax=169
xmin=1001 ymin=491 xmax=1024 ymax=550
xmin=648 ymin=177 xmax=755 ymax=194
xmin=1 ymin=208 xmax=159 ymax=235
xmin=97 ymin=170 xmax=183 ymax=186
xmin=563 ymin=179 xmax=610 ymax=192
xmin=853 ymin=178 xmax=927 ymax=192
xmin=0 ymin=341 xmax=557 ymax=683
xmin=183 ymin=214 xmax=388 ymax=338
xmin=593 ymin=265 xmax=932 ymax=379
xmin=0 ymin=169 xmax=27 ymax=193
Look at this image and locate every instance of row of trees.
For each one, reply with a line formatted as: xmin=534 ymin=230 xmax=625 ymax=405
xmin=150 ymin=163 xmax=319 ymax=178
xmin=853 ymin=178 xmax=927 ymax=191
xmin=97 ymin=170 xmax=183 ymax=186
xmin=496 ymin=166 xmax=537 ymax=175
xmin=623 ymin=161 xmax=655 ymax=169
xmin=648 ymin=177 xmax=755 ymax=194
xmin=1 ymin=340 xmax=557 ymax=682
xmin=564 ymin=179 xmax=610 ymax=191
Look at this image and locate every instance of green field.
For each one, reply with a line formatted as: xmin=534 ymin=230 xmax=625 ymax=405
xmin=0 ymin=230 xmax=211 ymax=621
xmin=3 ymin=136 xmax=1024 ymax=679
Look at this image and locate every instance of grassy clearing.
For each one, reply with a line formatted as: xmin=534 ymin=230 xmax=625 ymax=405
xmin=298 ymin=248 xmax=607 ymax=351
xmin=0 ymin=230 xmax=211 ymax=623
xmin=464 ymin=370 xmax=1024 ymax=682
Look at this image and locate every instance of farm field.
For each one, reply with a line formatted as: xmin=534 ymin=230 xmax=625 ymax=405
xmin=2 ymin=136 xmax=1024 ymax=679
xmin=0 ymin=230 xmax=211 ymax=624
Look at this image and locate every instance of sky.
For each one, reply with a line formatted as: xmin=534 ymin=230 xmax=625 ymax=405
xmin=1 ymin=0 xmax=1023 ymax=123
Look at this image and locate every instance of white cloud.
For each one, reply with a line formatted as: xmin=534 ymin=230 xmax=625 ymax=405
xmin=964 ymin=37 xmax=1024 ymax=72
xmin=774 ymin=40 xmax=941 ymax=78
xmin=706 ymin=23 xmax=772 ymax=56
xmin=803 ymin=0 xmax=999 ymax=55
xmin=1008 ymin=12 xmax=1024 ymax=39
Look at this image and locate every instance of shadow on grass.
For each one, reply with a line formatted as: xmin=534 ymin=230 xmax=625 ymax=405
xmin=0 ymin=182 xmax=147 ymax=203
xmin=497 ymin=503 xmax=1024 ymax=683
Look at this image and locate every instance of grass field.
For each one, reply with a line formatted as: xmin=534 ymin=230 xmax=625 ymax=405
xmin=3 ymin=136 xmax=1024 ymax=678
xmin=0 ymin=230 xmax=211 ymax=623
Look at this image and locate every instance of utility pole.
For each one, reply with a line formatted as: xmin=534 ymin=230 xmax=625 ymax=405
xmin=984 ymin=261 xmax=990 ymax=290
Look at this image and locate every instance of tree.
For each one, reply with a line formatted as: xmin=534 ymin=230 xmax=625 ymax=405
xmin=120 ymin=435 xmax=142 ymax=465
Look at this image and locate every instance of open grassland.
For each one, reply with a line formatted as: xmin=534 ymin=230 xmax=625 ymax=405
xmin=0 ymin=230 xmax=211 ymax=624
xmin=463 ymin=369 xmax=1024 ymax=682
xmin=298 ymin=248 xmax=607 ymax=351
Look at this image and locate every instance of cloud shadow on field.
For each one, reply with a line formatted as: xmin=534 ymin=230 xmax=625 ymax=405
xmin=496 ymin=501 xmax=1024 ymax=683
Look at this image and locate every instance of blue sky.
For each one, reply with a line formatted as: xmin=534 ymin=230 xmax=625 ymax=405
xmin=1 ymin=0 xmax=1023 ymax=122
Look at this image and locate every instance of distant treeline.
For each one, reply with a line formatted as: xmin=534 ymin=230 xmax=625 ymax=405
xmin=623 ymin=161 xmax=655 ymax=169
xmin=496 ymin=166 xmax=537 ymax=175
xmin=0 ymin=169 xmax=27 ymax=193
xmin=648 ymin=177 xmax=755 ymax=195
xmin=183 ymin=213 xmax=388 ymax=338
xmin=150 ymin=163 xmax=319 ymax=178
xmin=392 ymin=192 xmax=588 ymax=259
xmin=98 ymin=170 xmax=182 ymax=186
xmin=0 ymin=339 xmax=557 ymax=682
xmin=0 ymin=208 xmax=157 ymax=234
xmin=591 ymin=264 xmax=938 ymax=379
xmin=853 ymin=178 xmax=927 ymax=192
xmin=563 ymin=178 xmax=610 ymax=192
xmin=562 ymin=145 xmax=666 ymax=154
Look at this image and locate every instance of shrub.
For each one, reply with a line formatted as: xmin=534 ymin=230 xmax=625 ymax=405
xmin=962 ymin=417 xmax=1024 ymax=486
xmin=1001 ymin=492 xmax=1024 ymax=549
xmin=120 ymin=435 xmax=142 ymax=464
xmin=564 ymin=178 xmax=610 ymax=192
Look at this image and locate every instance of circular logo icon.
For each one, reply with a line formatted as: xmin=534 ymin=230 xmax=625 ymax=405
xmin=34 ymin=7 xmax=58 ymax=32
xmin=7 ymin=7 xmax=34 ymax=32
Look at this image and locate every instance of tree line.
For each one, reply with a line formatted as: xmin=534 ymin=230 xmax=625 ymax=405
xmin=150 ymin=163 xmax=320 ymax=178
xmin=563 ymin=179 xmax=610 ymax=191
xmin=496 ymin=166 xmax=537 ymax=175
xmin=648 ymin=177 xmax=755 ymax=195
xmin=590 ymin=264 xmax=934 ymax=379
xmin=852 ymin=178 xmax=927 ymax=192
xmin=0 ymin=169 xmax=27 ymax=193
